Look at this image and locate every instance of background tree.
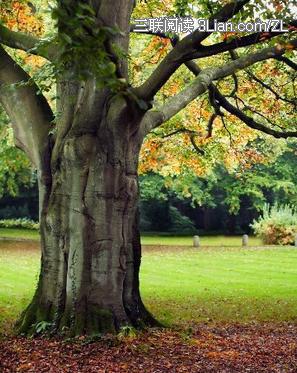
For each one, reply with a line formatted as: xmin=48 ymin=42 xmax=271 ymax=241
xmin=0 ymin=0 xmax=296 ymax=336
xmin=0 ymin=109 xmax=34 ymax=198
xmin=139 ymin=139 xmax=297 ymax=234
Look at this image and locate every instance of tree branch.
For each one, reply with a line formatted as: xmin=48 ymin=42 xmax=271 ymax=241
xmin=133 ymin=0 xmax=250 ymax=101
xmin=189 ymin=134 xmax=205 ymax=155
xmin=0 ymin=46 xmax=53 ymax=170
xmin=159 ymin=127 xmax=205 ymax=155
xmin=161 ymin=127 xmax=202 ymax=138
xmin=234 ymin=95 xmax=287 ymax=129
xmin=243 ymin=70 xmax=296 ymax=106
xmin=0 ymin=24 xmax=54 ymax=60
xmin=215 ymin=91 xmax=297 ymax=138
xmin=275 ymin=55 xmax=297 ymax=70
xmin=184 ymin=57 xmax=297 ymax=138
xmin=140 ymin=39 xmax=297 ymax=135
xmin=189 ymin=21 xmax=297 ymax=59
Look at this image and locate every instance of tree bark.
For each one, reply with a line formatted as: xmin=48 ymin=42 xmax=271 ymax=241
xmin=17 ymin=93 xmax=157 ymax=336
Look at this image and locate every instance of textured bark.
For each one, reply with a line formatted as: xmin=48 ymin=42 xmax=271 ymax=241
xmin=17 ymin=92 xmax=157 ymax=336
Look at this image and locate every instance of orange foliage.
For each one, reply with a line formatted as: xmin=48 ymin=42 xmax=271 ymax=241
xmin=145 ymin=37 xmax=171 ymax=64
xmin=1 ymin=1 xmax=44 ymax=36
xmin=1 ymin=2 xmax=46 ymax=71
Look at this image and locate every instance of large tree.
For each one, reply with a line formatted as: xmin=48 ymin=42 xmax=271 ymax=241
xmin=0 ymin=0 xmax=296 ymax=336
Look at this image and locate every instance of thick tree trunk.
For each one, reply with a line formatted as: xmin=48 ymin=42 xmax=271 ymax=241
xmin=17 ymin=94 xmax=157 ymax=336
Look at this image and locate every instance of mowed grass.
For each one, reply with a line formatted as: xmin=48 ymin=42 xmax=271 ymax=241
xmin=1 ymin=240 xmax=297 ymax=335
xmin=0 ymin=228 xmax=39 ymax=240
xmin=141 ymin=246 xmax=297 ymax=326
xmin=0 ymin=241 xmax=40 ymax=333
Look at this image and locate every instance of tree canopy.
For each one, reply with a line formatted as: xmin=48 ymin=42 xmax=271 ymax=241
xmin=0 ymin=0 xmax=296 ymax=199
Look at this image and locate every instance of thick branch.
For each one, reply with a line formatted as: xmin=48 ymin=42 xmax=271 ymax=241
xmin=133 ymin=0 xmax=250 ymax=100
xmin=0 ymin=24 xmax=55 ymax=60
xmin=140 ymin=39 xmax=297 ymax=135
xmin=190 ymin=29 xmax=293 ymax=59
xmin=184 ymin=57 xmax=297 ymax=138
xmin=0 ymin=24 xmax=39 ymax=52
xmin=215 ymin=91 xmax=297 ymax=138
xmin=0 ymin=46 xmax=53 ymax=169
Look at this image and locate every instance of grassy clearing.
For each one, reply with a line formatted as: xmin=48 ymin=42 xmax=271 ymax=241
xmin=0 ymin=228 xmax=263 ymax=246
xmin=141 ymin=246 xmax=297 ymax=326
xmin=0 ymin=228 xmax=39 ymax=240
xmin=0 ymin=241 xmax=39 ymax=333
xmin=1 ymin=241 xmax=297 ymax=335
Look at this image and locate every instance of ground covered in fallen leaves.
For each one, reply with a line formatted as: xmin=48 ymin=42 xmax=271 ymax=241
xmin=1 ymin=323 xmax=297 ymax=372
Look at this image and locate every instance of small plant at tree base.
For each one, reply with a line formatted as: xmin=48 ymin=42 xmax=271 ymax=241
xmin=251 ymin=204 xmax=297 ymax=245
xmin=117 ymin=325 xmax=138 ymax=340
xmin=33 ymin=321 xmax=53 ymax=335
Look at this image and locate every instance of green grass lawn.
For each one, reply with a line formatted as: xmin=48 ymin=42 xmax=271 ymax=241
xmin=0 ymin=228 xmax=39 ymax=240
xmin=0 ymin=228 xmax=263 ymax=246
xmin=0 ymin=241 xmax=40 ymax=334
xmin=141 ymin=246 xmax=297 ymax=326
xmin=1 ymin=239 xmax=297 ymax=335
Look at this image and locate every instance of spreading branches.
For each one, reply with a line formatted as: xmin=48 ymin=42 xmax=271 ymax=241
xmin=0 ymin=46 xmax=53 ymax=169
xmin=244 ymin=70 xmax=296 ymax=106
xmin=132 ymin=0 xmax=250 ymax=100
xmin=214 ymin=91 xmax=297 ymax=138
xmin=195 ymin=66 xmax=297 ymax=139
xmin=208 ymin=74 xmax=297 ymax=139
xmin=140 ymin=39 xmax=297 ymax=135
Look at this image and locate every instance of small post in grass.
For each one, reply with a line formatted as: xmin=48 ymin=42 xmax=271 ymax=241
xmin=193 ymin=235 xmax=200 ymax=248
xmin=242 ymin=234 xmax=249 ymax=247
